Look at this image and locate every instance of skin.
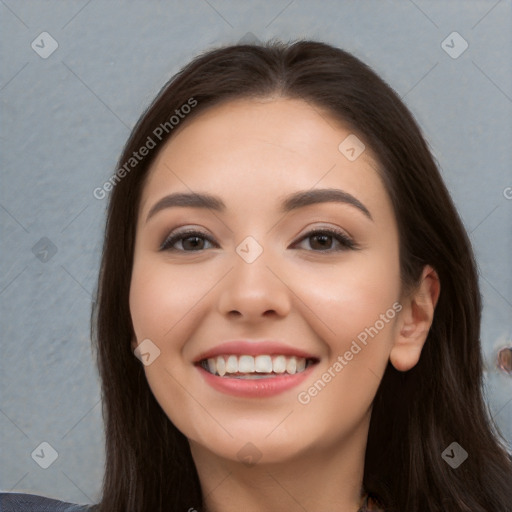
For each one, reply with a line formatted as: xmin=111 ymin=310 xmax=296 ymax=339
xmin=129 ymin=98 xmax=440 ymax=512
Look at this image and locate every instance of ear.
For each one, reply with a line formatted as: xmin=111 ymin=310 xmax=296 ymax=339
xmin=390 ymin=265 xmax=440 ymax=372
xmin=131 ymin=337 xmax=138 ymax=353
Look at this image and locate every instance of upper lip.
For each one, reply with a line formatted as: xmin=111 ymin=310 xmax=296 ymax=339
xmin=193 ymin=340 xmax=319 ymax=363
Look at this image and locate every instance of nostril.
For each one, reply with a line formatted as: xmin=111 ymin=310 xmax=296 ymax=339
xmin=497 ymin=347 xmax=512 ymax=374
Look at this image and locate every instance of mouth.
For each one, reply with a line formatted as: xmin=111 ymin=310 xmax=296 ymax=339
xmin=193 ymin=340 xmax=320 ymax=397
xmin=197 ymin=354 xmax=318 ymax=379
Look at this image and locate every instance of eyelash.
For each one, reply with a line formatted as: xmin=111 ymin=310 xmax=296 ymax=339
xmin=159 ymin=227 xmax=358 ymax=253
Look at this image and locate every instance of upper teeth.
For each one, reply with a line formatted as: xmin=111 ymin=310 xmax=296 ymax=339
xmin=204 ymin=355 xmax=308 ymax=377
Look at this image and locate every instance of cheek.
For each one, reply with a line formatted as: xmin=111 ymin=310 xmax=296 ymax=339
xmin=129 ymin=257 xmax=212 ymax=341
xmin=288 ymin=249 xmax=401 ymax=353
xmin=129 ymin=258 xmax=214 ymax=438
xmin=288 ymin=249 xmax=401 ymax=436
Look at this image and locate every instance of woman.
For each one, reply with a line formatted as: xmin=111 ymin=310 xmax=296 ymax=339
xmin=2 ymin=40 xmax=511 ymax=512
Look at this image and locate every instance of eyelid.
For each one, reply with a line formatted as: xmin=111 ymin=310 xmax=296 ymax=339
xmin=291 ymin=226 xmax=358 ymax=251
xmin=159 ymin=225 xmax=359 ymax=252
xmin=159 ymin=227 xmax=216 ymax=251
xmin=293 ymin=223 xmax=352 ymax=241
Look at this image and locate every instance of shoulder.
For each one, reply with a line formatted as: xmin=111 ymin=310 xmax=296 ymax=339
xmin=0 ymin=493 xmax=93 ymax=512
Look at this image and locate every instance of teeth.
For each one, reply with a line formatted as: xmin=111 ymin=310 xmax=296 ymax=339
xmin=217 ymin=356 xmax=226 ymax=377
xmin=286 ymin=357 xmax=297 ymax=375
xmin=255 ymin=355 xmax=273 ymax=373
xmin=272 ymin=355 xmax=286 ymax=373
xmin=201 ymin=354 xmax=312 ymax=377
xmin=238 ymin=355 xmax=255 ymax=373
xmin=226 ymin=355 xmax=238 ymax=373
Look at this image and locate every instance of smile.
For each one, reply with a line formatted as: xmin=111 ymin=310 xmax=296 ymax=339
xmin=199 ymin=354 xmax=315 ymax=378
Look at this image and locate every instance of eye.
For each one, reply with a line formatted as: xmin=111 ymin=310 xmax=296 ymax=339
xmin=160 ymin=227 xmax=357 ymax=253
xmin=291 ymin=228 xmax=357 ymax=252
xmin=159 ymin=229 xmax=218 ymax=252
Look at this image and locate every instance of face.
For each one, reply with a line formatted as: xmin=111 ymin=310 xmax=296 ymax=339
xmin=129 ymin=98 xmax=403 ymax=465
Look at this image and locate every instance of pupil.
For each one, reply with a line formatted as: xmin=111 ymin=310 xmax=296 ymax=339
xmin=184 ymin=236 xmax=203 ymax=250
xmin=312 ymin=234 xmax=331 ymax=250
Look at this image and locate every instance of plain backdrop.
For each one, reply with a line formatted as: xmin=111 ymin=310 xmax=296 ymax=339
xmin=1 ymin=0 xmax=511 ymax=505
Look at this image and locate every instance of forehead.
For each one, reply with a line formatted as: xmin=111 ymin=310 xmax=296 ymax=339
xmin=139 ymin=98 xmax=390 ymax=220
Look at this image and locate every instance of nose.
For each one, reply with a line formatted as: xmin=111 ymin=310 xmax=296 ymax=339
xmin=216 ymin=242 xmax=292 ymax=323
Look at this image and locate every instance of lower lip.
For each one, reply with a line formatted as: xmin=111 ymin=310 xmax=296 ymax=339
xmin=196 ymin=364 xmax=316 ymax=398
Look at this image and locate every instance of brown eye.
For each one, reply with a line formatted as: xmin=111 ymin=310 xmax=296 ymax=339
xmin=309 ymin=233 xmax=335 ymax=250
xmin=160 ymin=230 xmax=217 ymax=252
xmin=292 ymin=228 xmax=357 ymax=252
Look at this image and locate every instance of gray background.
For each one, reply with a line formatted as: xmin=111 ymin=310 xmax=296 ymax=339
xmin=1 ymin=0 xmax=511 ymax=505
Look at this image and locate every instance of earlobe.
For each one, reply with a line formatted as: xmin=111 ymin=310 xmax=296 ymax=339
xmin=390 ymin=265 xmax=440 ymax=372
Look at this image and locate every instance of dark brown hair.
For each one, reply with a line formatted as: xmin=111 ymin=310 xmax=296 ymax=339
xmin=90 ymin=40 xmax=512 ymax=511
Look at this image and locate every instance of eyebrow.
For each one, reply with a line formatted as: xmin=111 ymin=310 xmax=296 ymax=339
xmin=145 ymin=188 xmax=372 ymax=223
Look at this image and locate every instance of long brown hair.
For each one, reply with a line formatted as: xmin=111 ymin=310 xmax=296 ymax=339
xmin=90 ymin=40 xmax=512 ymax=511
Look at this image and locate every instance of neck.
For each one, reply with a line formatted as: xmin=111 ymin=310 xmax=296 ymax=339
xmin=189 ymin=426 xmax=368 ymax=512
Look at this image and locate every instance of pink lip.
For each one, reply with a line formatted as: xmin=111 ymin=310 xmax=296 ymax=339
xmin=196 ymin=363 xmax=316 ymax=398
xmin=193 ymin=340 xmax=318 ymax=363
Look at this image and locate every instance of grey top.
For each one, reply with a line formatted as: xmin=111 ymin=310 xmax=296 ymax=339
xmin=0 ymin=493 xmax=93 ymax=512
